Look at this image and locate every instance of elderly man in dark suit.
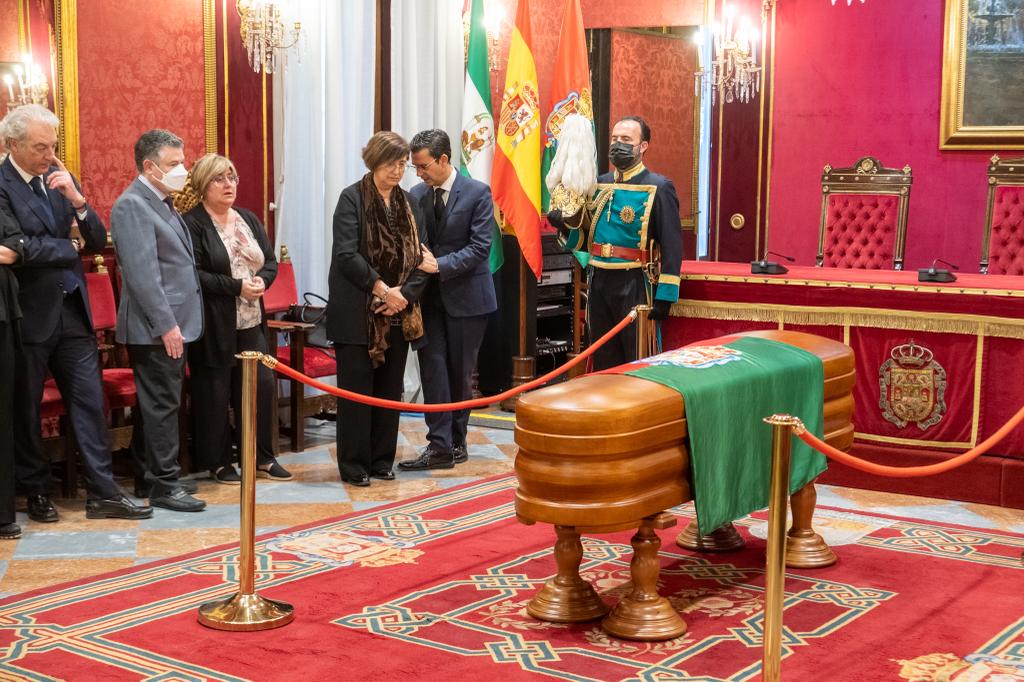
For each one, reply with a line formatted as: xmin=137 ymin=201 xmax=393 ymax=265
xmin=0 ymin=104 xmax=151 ymax=522
xmin=111 ymin=129 xmax=205 ymax=512
xmin=400 ymin=129 xmax=497 ymax=471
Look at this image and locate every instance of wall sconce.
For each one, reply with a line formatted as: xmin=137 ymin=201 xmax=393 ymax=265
xmin=484 ymin=5 xmax=506 ymax=73
xmin=2 ymin=54 xmax=50 ymax=113
xmin=236 ymin=0 xmax=302 ymax=74
xmin=694 ymin=5 xmax=761 ymax=104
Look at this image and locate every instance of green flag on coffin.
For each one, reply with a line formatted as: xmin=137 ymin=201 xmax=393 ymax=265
xmin=608 ymin=335 xmax=827 ymax=535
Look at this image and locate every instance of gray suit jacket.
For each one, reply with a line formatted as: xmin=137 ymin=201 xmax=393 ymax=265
xmin=110 ymin=178 xmax=203 ymax=345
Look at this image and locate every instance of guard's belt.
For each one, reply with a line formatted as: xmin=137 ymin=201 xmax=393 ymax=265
xmin=590 ymin=242 xmax=647 ymax=263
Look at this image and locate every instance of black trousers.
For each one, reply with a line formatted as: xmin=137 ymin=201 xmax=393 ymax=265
xmin=587 ymin=268 xmax=647 ymax=371
xmin=335 ymin=327 xmax=408 ymax=479
xmin=0 ymin=321 xmax=16 ymax=523
xmin=190 ymin=326 xmax=275 ymax=471
xmin=128 ymin=343 xmax=186 ymax=497
xmin=419 ymin=291 xmax=488 ymax=452
xmin=14 ymin=294 xmax=120 ymax=500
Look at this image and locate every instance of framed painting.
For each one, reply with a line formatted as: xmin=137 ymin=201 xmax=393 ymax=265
xmin=940 ymin=0 xmax=1024 ymax=149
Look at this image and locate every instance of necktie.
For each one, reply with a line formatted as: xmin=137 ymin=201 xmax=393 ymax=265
xmin=29 ymin=176 xmax=55 ymax=228
xmin=433 ymin=187 xmax=445 ymax=224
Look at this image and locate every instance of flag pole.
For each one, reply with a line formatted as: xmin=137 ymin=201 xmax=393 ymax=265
xmin=502 ymin=251 xmax=536 ymax=411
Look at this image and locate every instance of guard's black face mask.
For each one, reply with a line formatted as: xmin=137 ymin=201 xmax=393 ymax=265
xmin=608 ymin=141 xmax=640 ymax=171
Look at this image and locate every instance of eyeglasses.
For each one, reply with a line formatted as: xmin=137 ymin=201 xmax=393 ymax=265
xmin=212 ymin=174 xmax=240 ymax=185
xmin=407 ymin=159 xmax=438 ymax=172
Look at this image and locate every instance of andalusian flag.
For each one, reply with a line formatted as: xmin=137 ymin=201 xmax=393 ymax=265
xmin=492 ymin=0 xmax=543 ymax=279
xmin=540 ymin=0 xmax=593 ymax=212
xmin=607 ymin=336 xmax=827 ymax=534
xmin=460 ymin=0 xmax=502 ymax=273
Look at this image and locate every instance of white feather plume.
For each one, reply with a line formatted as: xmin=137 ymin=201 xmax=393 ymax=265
xmin=545 ymin=113 xmax=597 ymax=197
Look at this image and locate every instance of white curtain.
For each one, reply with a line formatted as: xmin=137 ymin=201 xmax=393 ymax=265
xmin=275 ymin=0 xmax=377 ymax=299
xmin=390 ymin=0 xmax=464 ymax=191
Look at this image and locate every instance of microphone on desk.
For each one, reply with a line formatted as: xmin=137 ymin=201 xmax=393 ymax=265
xmin=917 ymin=258 xmax=959 ymax=283
xmin=751 ymin=250 xmax=795 ymax=275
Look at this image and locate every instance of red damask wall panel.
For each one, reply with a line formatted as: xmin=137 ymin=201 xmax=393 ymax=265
xmin=76 ymin=0 xmax=206 ymax=221
xmin=580 ymin=0 xmax=703 ymax=29
xmin=610 ymin=29 xmax=695 ymax=220
xmin=767 ymin=0 xmax=1004 ymax=272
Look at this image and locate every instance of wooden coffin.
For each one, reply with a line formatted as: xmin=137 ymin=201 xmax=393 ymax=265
xmin=512 ymin=330 xmax=855 ymax=640
xmin=515 ymin=329 xmax=854 ymax=531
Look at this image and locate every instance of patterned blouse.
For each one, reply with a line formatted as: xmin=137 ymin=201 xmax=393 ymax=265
xmin=211 ymin=208 xmax=265 ymax=330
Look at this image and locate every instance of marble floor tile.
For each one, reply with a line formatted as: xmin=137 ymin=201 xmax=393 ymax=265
xmin=14 ymin=531 xmax=137 ymax=559
xmin=136 ymin=528 xmax=242 ymax=558
xmin=135 ymin=504 xmax=245 ymax=530
xmin=0 ymin=558 xmax=136 ymax=595
xmin=0 ymin=540 xmax=16 ymax=561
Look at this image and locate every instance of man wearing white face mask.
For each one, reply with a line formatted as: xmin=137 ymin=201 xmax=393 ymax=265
xmin=111 ymin=129 xmax=206 ymax=512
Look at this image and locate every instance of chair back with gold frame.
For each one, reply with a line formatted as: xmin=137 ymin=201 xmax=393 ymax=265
xmin=817 ymin=156 xmax=912 ymax=270
xmin=981 ymin=155 xmax=1024 ymax=275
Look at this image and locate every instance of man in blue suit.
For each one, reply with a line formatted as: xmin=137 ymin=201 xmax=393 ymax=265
xmin=400 ymin=129 xmax=497 ymax=471
xmin=0 ymin=105 xmax=151 ymax=521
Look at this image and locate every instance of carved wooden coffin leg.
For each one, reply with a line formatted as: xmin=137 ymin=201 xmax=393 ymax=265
xmin=527 ymin=525 xmax=609 ymax=622
xmin=785 ymin=480 xmax=836 ymax=568
xmin=602 ymin=515 xmax=687 ymax=641
xmin=676 ymin=519 xmax=745 ymax=552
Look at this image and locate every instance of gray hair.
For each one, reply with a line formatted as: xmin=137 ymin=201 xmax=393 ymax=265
xmin=2 ymin=104 xmax=60 ymax=144
xmin=133 ymin=129 xmax=183 ymax=172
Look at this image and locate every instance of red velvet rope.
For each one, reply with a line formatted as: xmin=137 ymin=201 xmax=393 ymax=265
xmin=796 ymin=403 xmax=1024 ymax=478
xmin=265 ymin=310 xmax=638 ymax=413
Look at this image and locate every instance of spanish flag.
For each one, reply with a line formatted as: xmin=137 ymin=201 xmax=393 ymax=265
xmin=492 ymin=0 xmax=543 ymax=279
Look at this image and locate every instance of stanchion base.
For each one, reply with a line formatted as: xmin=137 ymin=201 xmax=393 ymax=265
xmin=676 ymin=520 xmax=746 ymax=553
xmin=198 ymin=592 xmax=295 ymax=631
xmin=602 ymin=597 xmax=687 ymax=641
xmin=785 ymin=531 xmax=837 ymax=568
xmin=500 ymin=355 xmax=537 ymax=413
xmin=527 ymin=578 xmax=609 ymax=623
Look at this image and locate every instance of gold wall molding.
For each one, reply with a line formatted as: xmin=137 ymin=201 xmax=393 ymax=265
xmin=17 ymin=0 xmax=28 ymax=52
xmin=53 ymin=0 xmax=80 ymax=177
xmin=203 ymin=0 xmax=218 ymax=153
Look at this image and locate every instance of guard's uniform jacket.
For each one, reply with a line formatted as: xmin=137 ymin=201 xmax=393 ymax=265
xmin=558 ymin=161 xmax=682 ymax=369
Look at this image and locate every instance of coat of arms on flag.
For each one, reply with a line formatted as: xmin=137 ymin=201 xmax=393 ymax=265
xmin=499 ymin=82 xmax=540 ymax=146
xmin=636 ymin=345 xmax=743 ymax=369
xmin=544 ymin=89 xmax=593 ymax=150
xmin=461 ymin=112 xmax=494 ymax=169
xmin=878 ymin=340 xmax=948 ymax=430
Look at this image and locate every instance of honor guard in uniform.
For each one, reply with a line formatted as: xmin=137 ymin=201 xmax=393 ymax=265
xmin=548 ymin=115 xmax=682 ymax=370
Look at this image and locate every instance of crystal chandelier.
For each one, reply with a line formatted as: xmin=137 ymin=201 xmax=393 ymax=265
xmin=236 ymin=0 xmax=302 ymax=74
xmin=2 ymin=56 xmax=49 ymax=113
xmin=699 ymin=5 xmax=761 ymax=104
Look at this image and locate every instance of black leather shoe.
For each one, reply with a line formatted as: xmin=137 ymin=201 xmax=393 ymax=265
xmin=134 ymin=478 xmax=198 ymax=498
xmin=398 ymin=446 xmax=455 ymax=471
xmin=26 ymin=494 xmax=59 ymax=523
xmin=149 ymin=488 xmax=207 ymax=512
xmin=341 ymin=473 xmax=371 ymax=487
xmin=452 ymin=444 xmax=468 ymax=464
xmin=86 ymin=494 xmax=153 ymax=520
xmin=370 ymin=469 xmax=395 ymax=481
xmin=0 ymin=522 xmax=21 ymax=539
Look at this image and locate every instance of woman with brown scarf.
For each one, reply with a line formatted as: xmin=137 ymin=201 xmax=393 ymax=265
xmin=326 ymin=132 xmax=437 ymax=487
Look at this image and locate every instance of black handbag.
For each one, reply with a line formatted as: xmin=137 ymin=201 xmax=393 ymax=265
xmin=284 ymin=293 xmax=331 ymax=349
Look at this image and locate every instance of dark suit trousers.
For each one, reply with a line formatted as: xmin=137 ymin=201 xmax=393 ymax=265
xmin=420 ymin=290 xmax=489 ymax=451
xmin=190 ymin=326 xmax=275 ymax=472
xmin=588 ymin=268 xmax=646 ymax=371
xmin=335 ymin=326 xmax=408 ymax=479
xmin=128 ymin=343 xmax=186 ymax=497
xmin=0 ymin=321 xmax=16 ymax=523
xmin=14 ymin=294 xmax=120 ymax=500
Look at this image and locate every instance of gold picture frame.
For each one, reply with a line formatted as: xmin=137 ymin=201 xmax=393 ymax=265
xmin=940 ymin=0 xmax=1024 ymax=150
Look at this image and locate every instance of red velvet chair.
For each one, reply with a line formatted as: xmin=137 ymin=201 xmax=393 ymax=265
xmin=817 ymin=156 xmax=912 ymax=271
xmin=980 ymin=155 xmax=1024 ymax=275
xmin=264 ymin=246 xmax=337 ymax=453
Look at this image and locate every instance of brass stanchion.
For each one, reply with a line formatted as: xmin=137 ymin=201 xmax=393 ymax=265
xmin=761 ymin=414 xmax=798 ymax=681
xmin=198 ymin=351 xmax=294 ymax=631
xmin=634 ymin=304 xmax=653 ymax=360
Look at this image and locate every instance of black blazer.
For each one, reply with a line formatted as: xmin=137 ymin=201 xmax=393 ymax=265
xmin=0 ymin=205 xmax=25 ymax=324
xmin=326 ymin=181 xmax=430 ymax=347
xmin=184 ymin=204 xmax=277 ymax=368
xmin=0 ymin=157 xmax=107 ymax=343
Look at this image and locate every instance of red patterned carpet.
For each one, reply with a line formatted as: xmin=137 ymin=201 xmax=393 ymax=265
xmin=1 ymin=475 xmax=1023 ymax=681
